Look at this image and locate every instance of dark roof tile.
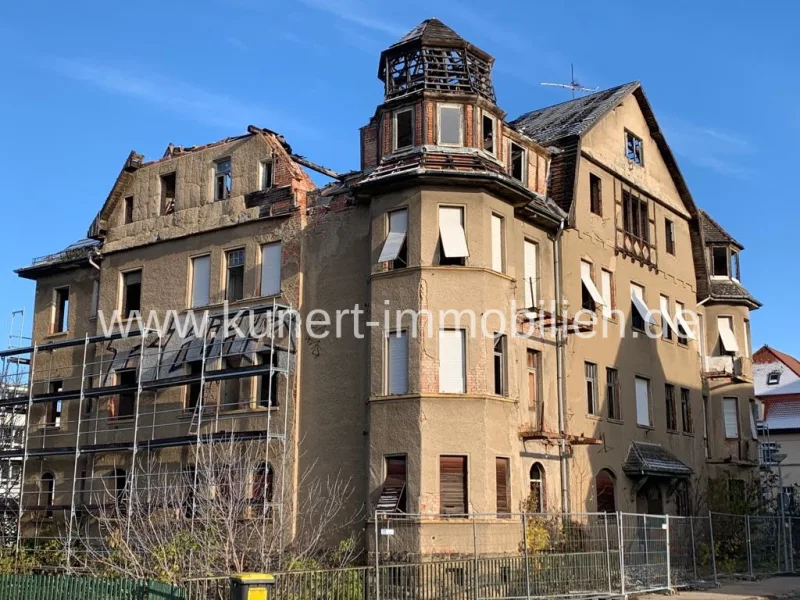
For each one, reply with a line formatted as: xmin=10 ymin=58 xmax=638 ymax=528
xmin=699 ymin=209 xmax=742 ymax=248
xmin=710 ymin=280 xmax=761 ymax=307
xmin=623 ymin=441 xmax=693 ymax=478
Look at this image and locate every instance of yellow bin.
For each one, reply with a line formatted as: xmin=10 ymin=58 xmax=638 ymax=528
xmin=230 ymin=573 xmax=276 ymax=600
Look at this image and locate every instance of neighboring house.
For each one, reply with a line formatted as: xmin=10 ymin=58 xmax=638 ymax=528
xmin=754 ymin=345 xmax=800 ymax=509
xmin=1 ymin=19 xmax=761 ymax=552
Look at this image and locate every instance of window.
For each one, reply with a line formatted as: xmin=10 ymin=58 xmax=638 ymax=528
xmin=767 ymin=371 xmax=782 ymax=386
xmin=394 ymin=108 xmax=414 ymax=150
xmin=190 ymin=255 xmax=211 ymax=308
xmin=630 ymin=283 xmax=655 ymax=332
xmin=635 ymin=376 xmax=651 ymax=427
xmin=260 ymin=242 xmax=281 ymax=296
xmin=596 ymin=469 xmax=616 ymax=513
xmin=160 ymin=173 xmax=176 ymax=214
xmin=600 ymin=270 xmax=614 ymax=319
xmin=731 ymin=250 xmax=740 ymax=280
xmin=116 ymin=369 xmax=137 ymax=418
xmin=660 ymin=295 xmax=672 ymax=340
xmin=717 ymin=316 xmax=738 ymax=355
xmin=681 ymin=388 xmax=693 ymax=433
xmin=186 ymin=361 xmax=203 ymax=409
xmin=214 ymin=158 xmax=232 ymax=200
xmin=665 ymin=219 xmax=676 ymax=255
xmin=90 ymin=279 xmax=99 ymax=319
xmin=589 ymin=174 xmax=602 ymax=215
xmin=606 ymin=368 xmax=620 ymax=420
xmin=46 ymin=380 xmax=62 ymax=428
xmin=122 ymin=270 xmax=142 ymax=317
xmin=625 ymin=130 xmax=643 ymax=165
xmin=761 ymin=441 xmax=777 ymax=465
xmin=439 ymin=330 xmax=466 ymax=393
xmin=259 ymin=352 xmax=279 ymax=407
xmin=585 ymin=362 xmax=598 ymax=415
xmin=41 ymin=473 xmax=55 ymax=517
xmin=124 ymin=196 xmax=134 ymax=224
xmin=676 ymin=301 xmax=689 ymax=345
xmin=622 ymin=190 xmax=649 ymax=242
xmin=113 ymin=468 xmax=127 ymax=508
xmin=702 ymin=395 xmax=710 ymax=457
xmin=495 ymin=457 xmax=510 ymax=515
xmin=580 ymin=261 xmax=604 ymax=312
xmin=493 ymin=334 xmax=507 ymax=396
xmin=252 ymin=463 xmax=274 ymax=508
xmin=527 ymin=350 xmax=542 ymax=427
xmin=482 ymin=114 xmax=495 ymax=154
xmin=225 ymin=249 xmax=245 ymax=301
xmin=528 ymin=463 xmax=544 ymax=512
xmin=490 ymin=214 xmax=504 ymax=273
xmin=379 ymin=208 xmax=408 ymax=269
xmin=440 ymin=456 xmax=467 ymax=515
xmin=723 ymin=397 xmax=739 ymax=439
xmin=665 ymin=384 xmax=677 ymax=430
xmin=438 ymin=104 xmax=463 ymax=146
xmin=221 ymin=356 xmax=242 ymax=410
xmin=379 ymin=456 xmax=407 ymax=513
xmin=712 ymin=247 xmax=729 ymax=277
xmin=523 ymin=240 xmax=538 ymax=308
xmin=437 ymin=206 xmax=468 ymax=266
xmin=510 ymin=142 xmax=526 ymax=182
xmin=744 ymin=319 xmax=751 ymax=358
xmin=749 ymin=399 xmax=759 ymax=439
xmin=53 ymin=287 xmax=69 ymax=334
xmin=260 ymin=160 xmax=273 ymax=191
xmin=386 ymin=331 xmax=409 ymax=395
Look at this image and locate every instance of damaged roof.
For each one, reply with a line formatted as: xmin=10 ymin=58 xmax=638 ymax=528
xmin=17 ymin=238 xmax=101 ymax=278
xmin=623 ymin=441 xmax=693 ymax=478
xmin=710 ymin=280 xmax=761 ymax=307
xmin=699 ymin=210 xmax=743 ymax=248
xmin=390 ymin=18 xmax=471 ymax=50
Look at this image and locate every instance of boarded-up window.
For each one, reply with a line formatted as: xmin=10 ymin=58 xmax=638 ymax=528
xmin=495 ymin=458 xmax=510 ymax=515
xmin=440 ymin=456 xmax=467 ymax=515
xmin=596 ymin=469 xmax=616 ymax=513
xmin=260 ymin=242 xmax=282 ymax=297
xmin=191 ymin=255 xmax=210 ymax=308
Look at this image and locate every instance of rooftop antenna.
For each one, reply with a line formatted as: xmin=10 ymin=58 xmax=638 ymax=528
xmin=540 ymin=64 xmax=598 ymax=99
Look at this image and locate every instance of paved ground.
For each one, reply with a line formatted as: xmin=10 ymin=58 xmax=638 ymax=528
xmin=638 ymin=577 xmax=800 ymax=599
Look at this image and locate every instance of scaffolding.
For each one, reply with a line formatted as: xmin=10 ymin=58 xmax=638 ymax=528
xmin=0 ymin=300 xmax=296 ymax=572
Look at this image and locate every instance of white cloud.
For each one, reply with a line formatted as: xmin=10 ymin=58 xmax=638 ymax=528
xmin=296 ymin=0 xmax=404 ymax=37
xmin=663 ymin=117 xmax=756 ymax=180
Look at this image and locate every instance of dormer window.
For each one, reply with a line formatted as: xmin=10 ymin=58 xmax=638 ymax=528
xmin=767 ymin=371 xmax=781 ymax=386
xmin=482 ymin=113 xmax=495 ymax=154
xmin=393 ymin=108 xmax=414 ymax=151
xmin=438 ymin=104 xmax=463 ymax=146
xmin=510 ymin=142 xmax=526 ymax=183
xmin=214 ymin=158 xmax=232 ymax=201
xmin=625 ymin=130 xmax=643 ymax=165
xmin=711 ymin=246 xmax=740 ymax=279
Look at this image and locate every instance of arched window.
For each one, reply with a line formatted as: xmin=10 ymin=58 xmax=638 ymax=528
xmin=528 ymin=463 xmax=544 ymax=513
xmin=41 ymin=473 xmax=55 ymax=518
xmin=596 ymin=469 xmax=616 ymax=513
xmin=252 ymin=463 xmax=274 ymax=506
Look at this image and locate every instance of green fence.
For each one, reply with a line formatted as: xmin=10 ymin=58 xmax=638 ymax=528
xmin=0 ymin=574 xmax=186 ymax=600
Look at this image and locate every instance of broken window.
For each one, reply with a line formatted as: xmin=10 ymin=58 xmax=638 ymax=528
xmin=378 ymin=455 xmax=407 ymax=513
xmin=53 ymin=287 xmax=69 ymax=334
xmin=437 ymin=206 xmax=468 ymax=266
xmin=190 ymin=255 xmax=211 ymax=308
xmin=510 ymin=142 xmax=526 ymax=183
xmin=622 ymin=191 xmax=649 ymax=242
xmin=214 ymin=158 xmax=232 ymax=201
xmin=186 ymin=361 xmax=203 ymax=409
xmin=112 ymin=468 xmax=128 ymax=509
xmin=495 ymin=457 xmax=510 ymax=515
xmin=440 ymin=455 xmax=468 ymax=516
xmin=260 ymin=160 xmax=274 ymax=191
xmin=711 ymin=246 xmax=729 ymax=276
xmin=379 ymin=208 xmax=408 ymax=269
xmin=681 ymin=388 xmax=693 ymax=433
xmin=437 ymin=104 xmax=462 ymax=145
xmin=665 ymin=218 xmax=676 ymax=255
xmin=260 ymin=242 xmax=281 ymax=296
xmin=625 ymin=130 xmax=643 ymax=165
xmin=482 ymin=114 xmax=495 ymax=154
xmin=259 ymin=352 xmax=279 ymax=407
xmin=386 ymin=331 xmax=408 ymax=395
xmin=160 ymin=173 xmax=176 ymax=215
xmin=46 ymin=380 xmax=62 ymax=428
xmin=394 ymin=108 xmax=413 ymax=150
xmin=665 ymin=383 xmax=677 ymax=430
xmin=606 ymin=367 xmax=620 ymax=420
xmin=116 ymin=369 xmax=137 ymax=418
xmin=221 ymin=356 xmax=242 ymax=410
xmin=225 ymin=249 xmax=245 ymax=301
xmin=493 ymin=334 xmax=506 ymax=396
xmin=124 ymin=196 xmax=134 ymax=224
xmin=589 ymin=173 xmax=602 ymax=215
xmin=122 ymin=270 xmax=142 ymax=317
xmin=585 ymin=362 xmax=598 ymax=415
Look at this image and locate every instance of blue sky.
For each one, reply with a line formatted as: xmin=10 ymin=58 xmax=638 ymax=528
xmin=0 ymin=1 xmax=796 ymax=354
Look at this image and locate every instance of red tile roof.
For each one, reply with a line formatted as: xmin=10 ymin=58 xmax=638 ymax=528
xmin=754 ymin=345 xmax=800 ymax=378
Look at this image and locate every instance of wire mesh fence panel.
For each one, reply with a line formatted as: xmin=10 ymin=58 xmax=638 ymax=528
xmin=748 ymin=516 xmax=785 ymax=576
xmin=710 ymin=513 xmax=749 ymax=577
xmin=619 ymin=513 xmax=668 ymax=593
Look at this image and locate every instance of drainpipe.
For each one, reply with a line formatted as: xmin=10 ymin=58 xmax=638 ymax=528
xmin=553 ymin=217 xmax=568 ymax=514
xmin=88 ymin=250 xmax=101 ymax=270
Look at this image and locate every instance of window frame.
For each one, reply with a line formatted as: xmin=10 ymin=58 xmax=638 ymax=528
xmin=437 ymin=205 xmax=468 ymax=266
xmin=665 ymin=383 xmax=677 ymax=431
xmin=482 ymin=112 xmax=496 ymax=155
xmin=225 ymin=248 xmax=246 ymax=302
xmin=585 ymin=361 xmax=598 ymax=415
xmin=52 ymin=286 xmax=70 ymax=334
xmin=723 ymin=397 xmax=740 ymax=439
xmin=214 ymin=157 xmax=232 ymax=201
xmin=490 ymin=213 xmax=505 ymax=273
xmin=660 ymin=294 xmax=673 ymax=341
xmin=493 ymin=334 xmax=507 ymax=397
xmin=635 ymin=375 xmax=652 ymax=428
xmin=189 ymin=254 xmax=211 ymax=308
xmin=622 ymin=190 xmax=650 ymax=243
xmin=438 ymin=329 xmax=466 ymax=394
xmin=439 ymin=455 xmax=468 ymax=516
xmin=589 ymin=173 xmax=602 ymax=216
xmin=600 ymin=269 xmax=615 ymax=319
xmin=259 ymin=242 xmax=282 ymax=297
xmin=124 ymin=195 xmax=134 ymax=225
xmin=383 ymin=454 xmax=408 ymax=513
xmin=385 ymin=329 xmax=409 ymax=396
xmin=509 ymin=141 xmax=527 ymax=184
xmin=380 ymin=208 xmax=409 ymax=269
xmin=495 ymin=456 xmax=511 ymax=515
xmin=523 ymin=239 xmax=539 ymax=309
xmin=606 ymin=367 xmax=620 ymax=421
xmin=437 ymin=103 xmax=463 ymax=146
xmin=665 ymin=218 xmax=676 ymax=255
xmin=676 ymin=300 xmax=689 ymax=345
xmin=711 ymin=246 xmax=730 ymax=278
xmin=259 ymin=159 xmax=274 ymax=191
xmin=681 ymin=388 xmax=693 ymax=434
xmin=393 ymin=107 xmax=414 ymax=151
xmin=120 ymin=269 xmax=143 ymax=317
xmin=160 ymin=172 xmax=176 ymax=215
xmin=767 ymin=371 xmax=782 ymax=386
xmin=625 ymin=129 xmax=644 ymax=165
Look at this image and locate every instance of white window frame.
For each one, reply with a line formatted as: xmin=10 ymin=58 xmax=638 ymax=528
xmin=600 ymin=269 xmax=613 ymax=319
xmin=491 ymin=213 xmax=504 ymax=273
xmin=439 ymin=329 xmax=466 ymax=394
xmin=386 ymin=330 xmax=409 ymax=395
xmin=723 ymin=397 xmax=740 ymax=439
xmin=214 ymin=158 xmax=232 ymax=201
xmin=660 ymin=294 xmax=673 ymax=340
xmin=767 ymin=371 xmax=781 ymax=386
xmin=260 ymin=242 xmax=282 ymax=297
xmin=438 ymin=206 xmax=469 ymax=259
xmin=675 ymin=301 xmax=695 ymax=341
xmin=717 ymin=316 xmax=739 ymax=354
xmin=580 ymin=261 xmax=605 ymax=307
xmin=393 ymin=107 xmax=414 ymax=151
xmin=523 ymin=239 xmax=538 ymax=309
xmin=189 ymin=254 xmax=211 ymax=308
xmin=635 ymin=375 xmax=651 ymax=427
xmin=631 ymin=283 xmax=657 ymax=329
xmin=509 ymin=141 xmax=527 ymax=184
xmin=437 ymin=104 xmax=463 ymax=146
xmin=379 ymin=208 xmax=409 ymax=263
xmin=259 ymin=159 xmax=273 ymax=191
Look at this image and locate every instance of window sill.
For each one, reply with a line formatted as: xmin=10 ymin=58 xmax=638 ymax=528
xmin=45 ymin=331 xmax=70 ymax=340
xmin=607 ymin=418 xmax=623 ymax=425
xmin=682 ymin=431 xmax=695 ymax=437
xmin=586 ymin=414 xmax=603 ymax=421
xmin=666 ymin=428 xmax=679 ymax=434
xmin=108 ymin=416 xmax=135 ymax=424
xmin=636 ymin=424 xmax=654 ymax=431
xmin=40 ymin=425 xmax=62 ymax=432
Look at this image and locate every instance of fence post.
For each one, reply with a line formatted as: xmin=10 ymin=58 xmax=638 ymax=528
xmin=690 ymin=516 xmax=698 ymax=581
xmin=604 ymin=512 xmax=612 ymax=594
xmin=522 ymin=512 xmax=531 ymax=600
xmin=790 ymin=518 xmax=795 ymax=573
xmin=472 ymin=512 xmax=479 ymax=600
xmin=374 ymin=510 xmax=380 ymax=600
xmin=709 ymin=512 xmax=718 ymax=584
xmin=666 ymin=514 xmax=672 ymax=591
xmin=745 ymin=515 xmax=753 ymax=579
xmin=618 ymin=511 xmax=626 ymax=597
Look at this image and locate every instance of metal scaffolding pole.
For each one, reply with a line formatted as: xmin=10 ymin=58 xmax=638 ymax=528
xmin=126 ymin=333 xmax=147 ymax=542
xmin=15 ymin=344 xmax=36 ymax=553
xmin=65 ymin=334 xmax=90 ymax=568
